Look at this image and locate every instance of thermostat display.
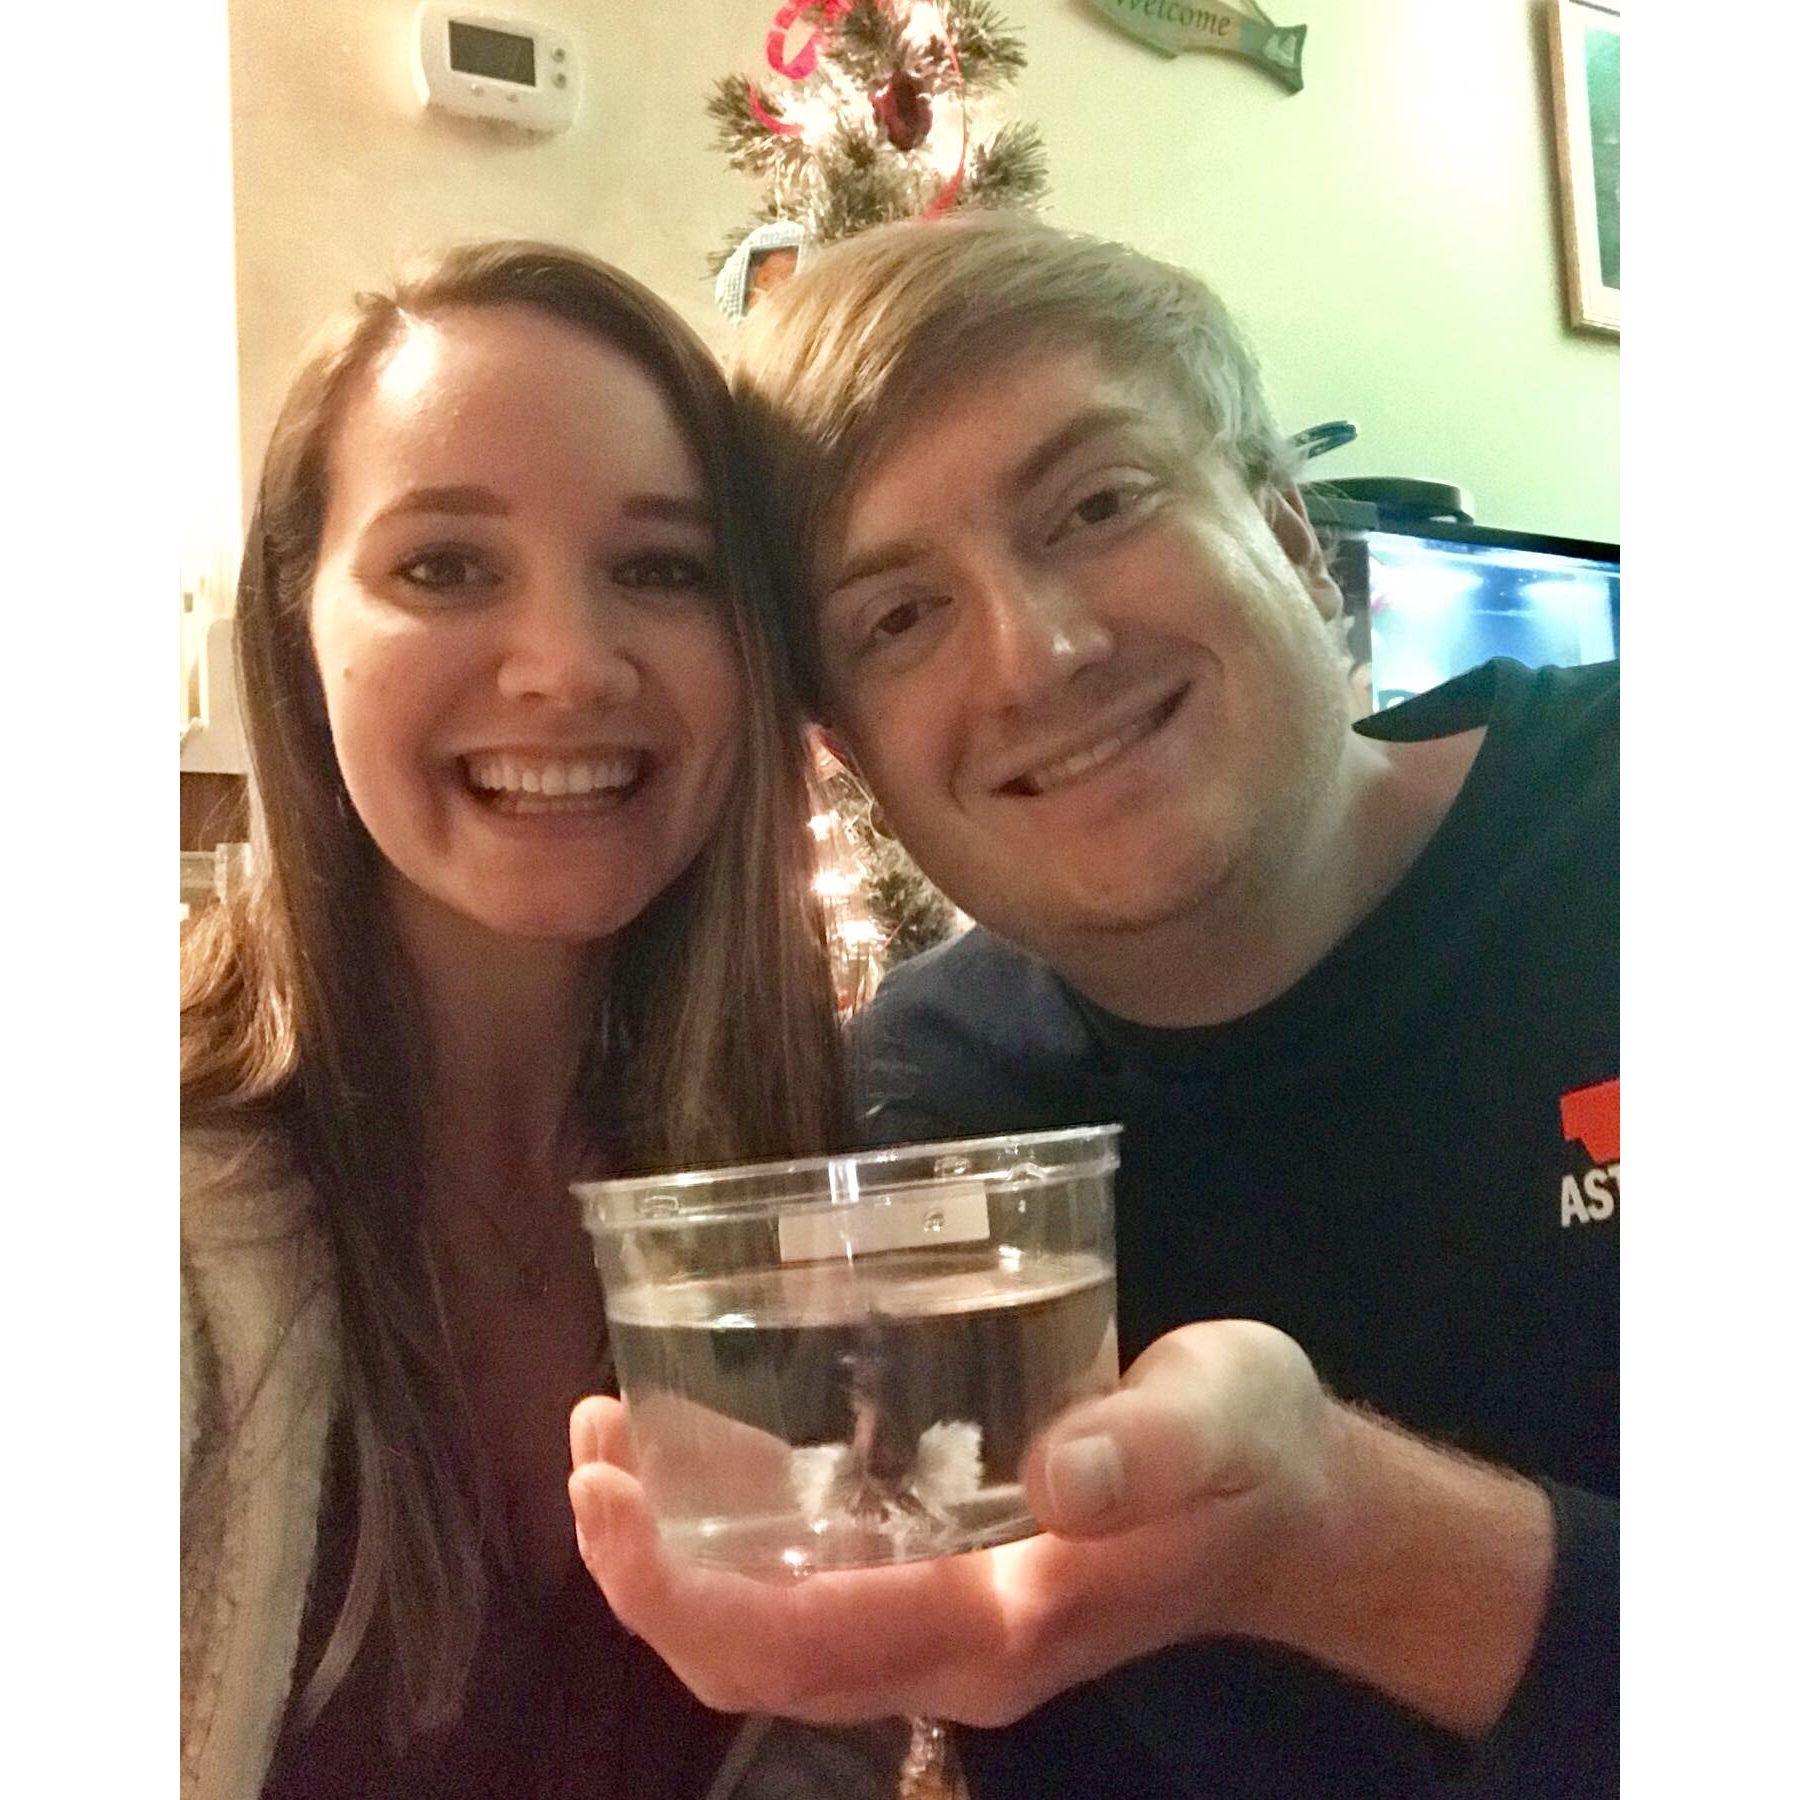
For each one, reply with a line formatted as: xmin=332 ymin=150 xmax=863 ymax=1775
xmin=449 ymin=22 xmax=535 ymax=85
xmin=415 ymin=5 xmax=579 ymax=133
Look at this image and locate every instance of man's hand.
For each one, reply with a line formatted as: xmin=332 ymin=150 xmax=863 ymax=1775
xmin=568 ymin=1319 xmax=1552 ymax=1734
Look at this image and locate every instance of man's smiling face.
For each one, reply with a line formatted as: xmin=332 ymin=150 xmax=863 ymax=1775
xmin=815 ymin=349 xmax=1353 ymax=961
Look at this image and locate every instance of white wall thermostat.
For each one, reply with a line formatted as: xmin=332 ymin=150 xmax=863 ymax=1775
xmin=414 ymin=6 xmax=580 ymax=134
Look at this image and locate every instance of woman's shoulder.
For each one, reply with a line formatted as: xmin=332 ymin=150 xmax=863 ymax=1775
xmin=181 ymin=1114 xmax=318 ymax=1252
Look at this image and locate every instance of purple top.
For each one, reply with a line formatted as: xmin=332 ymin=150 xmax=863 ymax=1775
xmin=262 ymin=1429 xmax=741 ymax=1799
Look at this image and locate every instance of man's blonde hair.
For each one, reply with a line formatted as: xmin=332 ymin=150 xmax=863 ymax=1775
xmin=732 ymin=212 xmax=1303 ymax=703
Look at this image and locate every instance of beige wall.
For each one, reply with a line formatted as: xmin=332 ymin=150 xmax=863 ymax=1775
xmin=228 ymin=0 xmax=1616 ymax=543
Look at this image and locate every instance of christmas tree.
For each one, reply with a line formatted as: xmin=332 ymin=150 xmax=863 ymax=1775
xmin=707 ymin=1 xmax=1049 ymax=293
xmin=712 ymin=8 xmax=1028 ymax=997
xmin=813 ymin=742 xmax=964 ymax=998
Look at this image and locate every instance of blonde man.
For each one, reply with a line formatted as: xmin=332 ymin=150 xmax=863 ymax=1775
xmin=571 ymin=215 xmax=1618 ymax=1800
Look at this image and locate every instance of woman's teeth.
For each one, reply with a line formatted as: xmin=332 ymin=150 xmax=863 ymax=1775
xmin=462 ymin=752 xmax=644 ymax=808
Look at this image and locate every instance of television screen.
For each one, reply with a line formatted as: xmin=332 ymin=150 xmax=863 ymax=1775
xmin=1327 ymin=523 xmax=1620 ymax=716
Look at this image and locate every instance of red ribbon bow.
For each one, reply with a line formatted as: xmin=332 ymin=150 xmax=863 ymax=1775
xmin=750 ymin=0 xmax=966 ymax=213
xmin=766 ymin=1 xmax=857 ymax=82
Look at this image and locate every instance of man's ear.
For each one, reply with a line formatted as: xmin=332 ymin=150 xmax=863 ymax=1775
xmin=1262 ymin=482 xmax=1343 ymax=626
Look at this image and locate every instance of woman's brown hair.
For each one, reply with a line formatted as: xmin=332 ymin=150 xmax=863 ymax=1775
xmin=181 ymin=241 xmax=845 ymax=1740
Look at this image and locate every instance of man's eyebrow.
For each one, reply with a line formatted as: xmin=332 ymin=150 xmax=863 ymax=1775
xmin=826 ymin=534 xmax=941 ymax=598
xmin=1007 ymin=405 xmax=1148 ymax=495
xmin=826 ymin=405 xmax=1152 ymax=597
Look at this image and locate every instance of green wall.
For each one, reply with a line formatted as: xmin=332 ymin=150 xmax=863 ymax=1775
xmin=1026 ymin=0 xmax=1618 ymax=540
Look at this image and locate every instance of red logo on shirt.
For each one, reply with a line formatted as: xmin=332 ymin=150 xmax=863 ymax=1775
xmin=1559 ymin=1078 xmax=1619 ymax=1228
xmin=1560 ymin=1078 xmax=1620 ymax=1164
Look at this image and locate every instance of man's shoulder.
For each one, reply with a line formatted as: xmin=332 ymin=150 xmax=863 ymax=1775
xmin=1358 ymin=656 xmax=1617 ymax=753
xmin=871 ymin=927 xmax=1062 ymax=1023
xmin=1359 ymin=658 xmax=1617 ymax=864
xmin=850 ymin=930 xmax=1098 ymax=1144
xmin=861 ymin=927 xmax=1106 ymax=1059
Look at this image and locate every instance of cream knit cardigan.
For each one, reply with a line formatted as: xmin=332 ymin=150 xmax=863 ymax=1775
xmin=179 ymin=1125 xmax=913 ymax=1800
xmin=181 ymin=1126 xmax=339 ymax=1800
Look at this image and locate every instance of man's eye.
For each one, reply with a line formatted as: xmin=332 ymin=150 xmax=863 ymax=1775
xmin=828 ymin=588 xmax=949 ymax=667
xmin=1053 ymin=481 xmax=1152 ymax=542
xmin=614 ymin=552 xmax=713 ymax=591
xmin=395 ymin=549 xmax=495 ymax=593
xmin=856 ymin=592 xmax=954 ymax=657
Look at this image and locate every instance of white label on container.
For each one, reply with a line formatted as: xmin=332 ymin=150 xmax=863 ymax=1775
xmin=777 ymin=1182 xmax=991 ymax=1263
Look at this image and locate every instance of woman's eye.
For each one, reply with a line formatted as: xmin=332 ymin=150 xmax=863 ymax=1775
xmin=871 ymin=598 xmax=928 ymax=641
xmin=394 ymin=549 xmax=496 ymax=594
xmin=613 ymin=551 xmax=713 ymax=591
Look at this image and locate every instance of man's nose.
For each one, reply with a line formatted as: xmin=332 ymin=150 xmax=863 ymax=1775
xmin=971 ymin=559 xmax=1114 ymax=707
xmin=496 ymin=575 xmax=642 ymax=709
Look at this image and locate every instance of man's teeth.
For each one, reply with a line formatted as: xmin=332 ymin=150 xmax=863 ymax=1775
xmin=463 ymin=753 xmax=641 ymax=798
xmin=1020 ymin=704 xmax=1166 ymax=796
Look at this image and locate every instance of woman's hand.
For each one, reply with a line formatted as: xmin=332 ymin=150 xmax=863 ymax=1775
xmin=567 ymin=1319 xmax=1346 ymax=1728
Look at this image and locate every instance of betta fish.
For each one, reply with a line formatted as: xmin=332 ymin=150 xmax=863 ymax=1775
xmin=789 ymin=1339 xmax=984 ymax=1556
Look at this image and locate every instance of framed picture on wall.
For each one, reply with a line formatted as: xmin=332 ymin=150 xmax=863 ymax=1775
xmin=1547 ymin=0 xmax=1620 ymax=334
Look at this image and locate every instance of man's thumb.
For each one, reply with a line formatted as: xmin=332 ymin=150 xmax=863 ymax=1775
xmin=1025 ymin=1384 xmax=1219 ymax=1538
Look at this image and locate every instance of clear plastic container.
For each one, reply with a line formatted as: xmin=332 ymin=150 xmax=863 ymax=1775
xmin=576 ymin=1125 xmax=1120 ymax=1574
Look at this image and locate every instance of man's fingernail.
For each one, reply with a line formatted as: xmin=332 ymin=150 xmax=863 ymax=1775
xmin=1046 ymin=1434 xmax=1125 ymax=1525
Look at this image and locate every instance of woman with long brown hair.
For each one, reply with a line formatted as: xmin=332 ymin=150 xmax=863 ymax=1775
xmin=180 ymin=243 xmax=853 ymax=1799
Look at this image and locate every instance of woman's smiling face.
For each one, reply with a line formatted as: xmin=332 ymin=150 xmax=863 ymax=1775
xmin=307 ymin=303 xmax=745 ymax=948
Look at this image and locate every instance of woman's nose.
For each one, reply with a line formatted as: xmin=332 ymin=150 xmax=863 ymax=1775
xmin=496 ymin=580 xmax=642 ymax=709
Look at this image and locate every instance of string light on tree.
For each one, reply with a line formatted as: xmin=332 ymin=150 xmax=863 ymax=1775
xmin=808 ymin=737 xmax=964 ymax=1015
xmin=710 ymin=8 xmax=1006 ymax=1005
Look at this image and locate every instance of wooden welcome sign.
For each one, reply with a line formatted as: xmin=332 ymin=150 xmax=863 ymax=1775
xmin=1087 ymin=0 xmax=1306 ymax=93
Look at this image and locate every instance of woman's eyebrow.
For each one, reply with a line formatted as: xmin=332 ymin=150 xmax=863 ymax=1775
xmin=369 ymin=484 xmax=507 ymax=527
xmin=364 ymin=486 xmax=713 ymax=530
xmin=619 ymin=493 xmax=713 ymax=527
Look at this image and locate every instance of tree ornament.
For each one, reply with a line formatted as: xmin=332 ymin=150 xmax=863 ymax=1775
xmin=706 ymin=1 xmax=1050 ymax=298
xmin=712 ymin=218 xmax=811 ymax=323
xmin=871 ymin=67 xmax=933 ymax=151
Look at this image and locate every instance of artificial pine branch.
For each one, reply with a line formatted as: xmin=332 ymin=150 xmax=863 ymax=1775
xmin=943 ymin=0 xmax=1029 ymax=90
xmin=833 ymin=1 xmax=907 ymax=88
xmin=707 ymin=75 xmax=801 ymax=177
xmin=811 ymin=123 xmax=916 ymax=242
xmin=820 ymin=764 xmax=960 ymax=972
xmin=963 ymin=120 xmax=1050 ymax=211
xmin=704 ymin=2 xmax=1048 ymax=294
xmin=868 ymin=866 xmax=959 ymax=965
xmin=706 ymin=74 xmax=763 ymax=146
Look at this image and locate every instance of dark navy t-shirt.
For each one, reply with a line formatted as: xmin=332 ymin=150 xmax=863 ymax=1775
xmin=852 ymin=659 xmax=1620 ymax=1798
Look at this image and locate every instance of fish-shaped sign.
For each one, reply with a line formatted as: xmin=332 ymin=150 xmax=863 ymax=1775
xmin=1087 ymin=0 xmax=1307 ymax=93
